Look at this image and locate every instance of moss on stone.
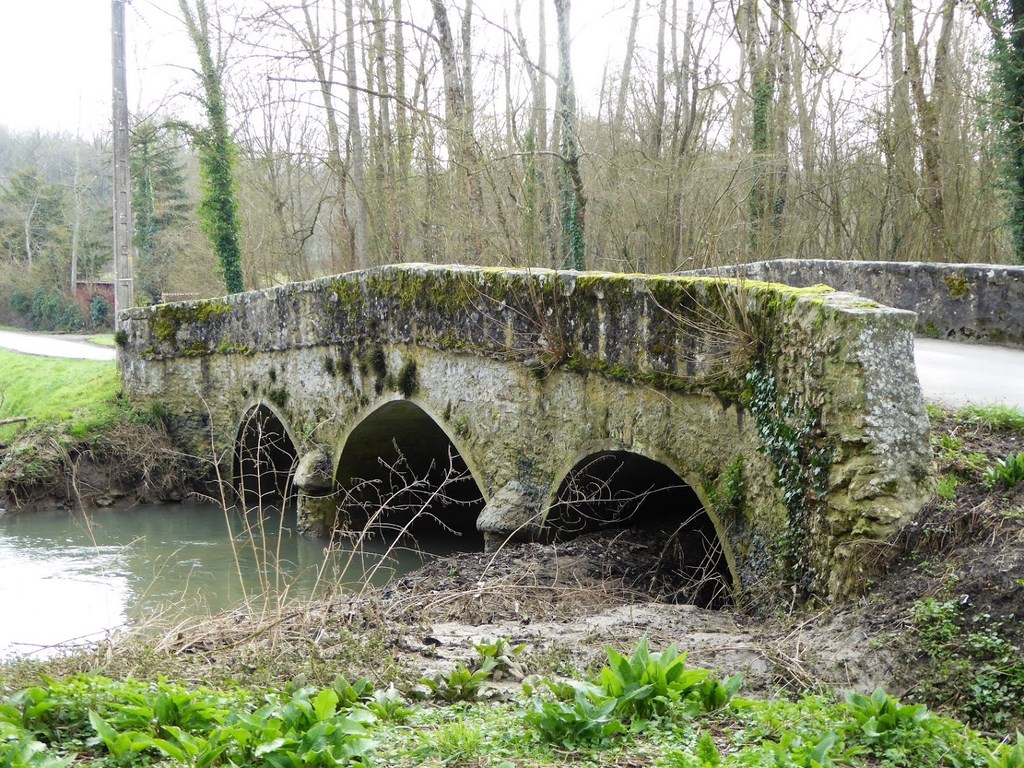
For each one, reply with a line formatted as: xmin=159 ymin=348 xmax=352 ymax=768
xmin=370 ymin=346 xmax=387 ymax=380
xmin=397 ymin=359 xmax=418 ymax=397
xmin=710 ymin=454 xmax=746 ymax=518
xmin=267 ymin=387 xmax=288 ymax=409
xmin=215 ymin=342 xmax=254 ymax=355
xmin=325 ymin=278 xmax=365 ymax=315
xmin=151 ymin=299 xmax=232 ymax=344
xmin=180 ymin=341 xmax=210 ymax=357
xmin=944 ymin=271 xmax=970 ymax=299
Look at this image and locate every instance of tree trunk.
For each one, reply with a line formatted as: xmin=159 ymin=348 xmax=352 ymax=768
xmin=296 ymin=0 xmax=354 ymax=271
xmin=614 ymin=0 xmax=642 ymax=139
xmin=652 ymin=0 xmax=668 ymax=157
xmin=903 ymin=0 xmax=955 ymax=261
xmin=344 ymin=0 xmax=370 ymax=268
xmin=553 ymin=0 xmax=586 ymax=270
xmin=177 ymin=0 xmax=244 ymax=294
xmin=428 ymin=0 xmax=483 ymax=217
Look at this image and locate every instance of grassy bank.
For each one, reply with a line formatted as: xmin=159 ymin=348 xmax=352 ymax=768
xmin=0 ymin=349 xmax=119 ymax=442
xmin=0 ymin=348 xmax=198 ymax=508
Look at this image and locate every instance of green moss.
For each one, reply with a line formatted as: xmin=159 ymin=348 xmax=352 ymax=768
xmin=369 ymin=346 xmax=387 ymax=380
xmin=180 ymin=341 xmax=209 ymax=357
xmin=325 ymin=278 xmax=365 ymax=315
xmin=113 ymin=329 xmax=128 ymax=347
xmin=267 ymin=387 xmax=288 ymax=409
xmin=215 ymin=342 xmax=253 ymax=355
xmin=269 ymin=368 xmax=278 ymax=383
xmin=710 ymin=455 xmax=746 ymax=518
xmin=397 ymin=360 xmax=418 ymax=398
xmin=324 ymin=356 xmax=337 ymax=377
xmin=151 ymin=299 xmax=232 ymax=344
xmin=944 ymin=271 xmax=970 ymax=299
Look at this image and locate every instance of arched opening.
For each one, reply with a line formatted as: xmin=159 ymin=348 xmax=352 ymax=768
xmin=233 ymin=405 xmax=298 ymax=506
xmin=546 ymin=451 xmax=732 ymax=607
xmin=335 ymin=401 xmax=484 ymax=549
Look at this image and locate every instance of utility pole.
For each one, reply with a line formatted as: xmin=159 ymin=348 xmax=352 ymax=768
xmin=112 ymin=0 xmax=135 ymax=324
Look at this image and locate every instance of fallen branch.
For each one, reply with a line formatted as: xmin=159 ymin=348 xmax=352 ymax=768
xmin=0 ymin=416 xmax=30 ymax=426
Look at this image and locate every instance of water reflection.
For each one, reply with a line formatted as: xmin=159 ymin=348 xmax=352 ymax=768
xmin=0 ymin=502 xmax=468 ymax=658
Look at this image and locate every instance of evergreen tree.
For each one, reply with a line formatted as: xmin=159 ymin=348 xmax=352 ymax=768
xmin=982 ymin=0 xmax=1024 ymax=264
xmin=131 ymin=122 xmax=190 ymax=302
xmin=0 ymin=167 xmax=66 ymax=267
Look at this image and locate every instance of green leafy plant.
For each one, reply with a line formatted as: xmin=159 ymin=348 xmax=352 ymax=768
xmin=984 ymin=452 xmax=1024 ymax=489
xmin=419 ymin=657 xmax=497 ymax=704
xmin=686 ymin=674 xmax=744 ymax=716
xmin=842 ymin=688 xmax=930 ymax=749
xmin=330 ymin=676 xmax=374 ymax=710
xmin=933 ymin=433 xmax=988 ymax=475
xmin=745 ymin=367 xmax=832 ymax=590
xmin=912 ymin=598 xmax=1024 ymax=731
xmin=937 ymin=473 xmax=959 ymax=501
xmin=0 ymin=721 xmax=72 ymax=768
xmin=523 ymin=637 xmax=741 ymax=751
xmin=415 ymin=716 xmax=484 ymax=764
xmin=595 ymin=636 xmax=712 ymax=720
xmin=523 ymin=681 xmax=625 ymax=749
xmin=87 ymin=711 xmax=166 ymax=764
xmin=987 ymin=732 xmax=1024 ymax=768
xmin=366 ymin=687 xmax=412 ymax=724
xmin=472 ymin=638 xmax=527 ymax=681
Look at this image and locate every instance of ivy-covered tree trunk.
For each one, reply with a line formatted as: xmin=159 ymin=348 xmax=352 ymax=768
xmin=984 ymin=0 xmax=1024 ymax=264
xmin=553 ymin=0 xmax=586 ymax=271
xmin=178 ymin=0 xmax=244 ymax=294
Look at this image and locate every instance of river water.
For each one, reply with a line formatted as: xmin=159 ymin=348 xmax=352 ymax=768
xmin=0 ymin=502 xmax=468 ymax=658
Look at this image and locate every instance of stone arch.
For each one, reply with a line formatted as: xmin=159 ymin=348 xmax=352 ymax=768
xmin=544 ymin=446 xmax=735 ymax=606
xmin=334 ymin=397 xmax=486 ymax=547
xmin=233 ymin=402 xmax=300 ymax=506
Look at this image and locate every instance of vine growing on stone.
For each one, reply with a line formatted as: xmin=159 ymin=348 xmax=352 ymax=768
xmin=745 ymin=367 xmax=832 ymax=594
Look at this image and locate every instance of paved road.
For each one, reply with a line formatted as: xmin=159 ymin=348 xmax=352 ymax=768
xmin=913 ymin=338 xmax=1024 ymax=410
xmin=0 ymin=330 xmax=1021 ymax=409
xmin=0 ymin=330 xmax=115 ymax=362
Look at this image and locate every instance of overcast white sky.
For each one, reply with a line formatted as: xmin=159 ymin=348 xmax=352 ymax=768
xmin=0 ymin=0 xmax=892 ymax=143
xmin=0 ymin=0 xmax=648 ymax=138
xmin=0 ymin=0 xmax=190 ymax=136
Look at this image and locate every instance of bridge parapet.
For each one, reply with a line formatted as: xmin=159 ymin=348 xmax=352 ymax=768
xmin=118 ymin=264 xmax=932 ymax=604
xmin=690 ymin=259 xmax=1024 ymax=348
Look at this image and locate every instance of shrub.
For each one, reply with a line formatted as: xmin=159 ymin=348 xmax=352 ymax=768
xmin=9 ymin=287 xmax=84 ymax=332
xmin=89 ymin=294 xmax=112 ymax=329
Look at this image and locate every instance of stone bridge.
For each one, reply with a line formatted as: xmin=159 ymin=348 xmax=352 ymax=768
xmin=117 ymin=265 xmax=933 ymax=606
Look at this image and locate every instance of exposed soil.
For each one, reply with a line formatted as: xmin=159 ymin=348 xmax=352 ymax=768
xmin=3 ymin=411 xmax=1023 ymax=733
xmin=0 ymin=420 xmax=204 ymax=512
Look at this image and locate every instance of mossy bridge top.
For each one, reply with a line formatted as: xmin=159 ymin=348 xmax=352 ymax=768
xmin=117 ymin=264 xmax=932 ymax=607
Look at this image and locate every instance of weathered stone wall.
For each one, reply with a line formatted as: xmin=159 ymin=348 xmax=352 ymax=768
xmin=688 ymin=260 xmax=1024 ymax=347
xmin=117 ymin=264 xmax=933 ymax=604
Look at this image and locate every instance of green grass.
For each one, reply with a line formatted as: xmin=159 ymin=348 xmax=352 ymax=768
xmin=0 ymin=348 xmax=120 ymax=441
xmin=958 ymin=404 xmax=1024 ymax=433
xmin=86 ymin=334 xmax=116 ymax=348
